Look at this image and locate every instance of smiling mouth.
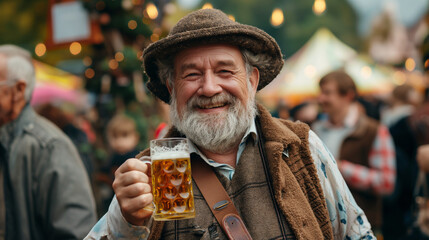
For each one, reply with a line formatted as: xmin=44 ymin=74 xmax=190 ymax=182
xmin=197 ymin=102 xmax=228 ymax=109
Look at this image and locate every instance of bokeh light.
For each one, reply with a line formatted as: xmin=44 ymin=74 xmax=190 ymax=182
xmin=85 ymin=68 xmax=95 ymax=79
xmin=405 ymin=58 xmax=416 ymax=71
xmin=128 ymin=20 xmax=137 ymax=30
xmin=146 ymin=3 xmax=158 ymax=19
xmin=313 ymin=0 xmax=326 ymax=15
xmin=270 ymin=8 xmax=284 ymax=27
xmin=69 ymin=42 xmax=82 ymax=55
xmin=35 ymin=43 xmax=46 ymax=57
xmin=108 ymin=59 xmax=119 ymax=70
xmin=202 ymin=3 xmax=213 ymax=9
xmin=151 ymin=33 xmax=160 ymax=42
xmin=115 ymin=52 xmax=125 ymax=62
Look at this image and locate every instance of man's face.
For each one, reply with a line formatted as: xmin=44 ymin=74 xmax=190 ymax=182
xmin=169 ymin=44 xmax=259 ymax=153
xmin=318 ymin=81 xmax=350 ymax=115
xmin=0 ymin=54 xmax=13 ymax=127
xmin=171 ymin=44 xmax=258 ymax=117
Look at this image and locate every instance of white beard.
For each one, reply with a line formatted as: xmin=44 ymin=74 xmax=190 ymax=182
xmin=170 ymin=87 xmax=257 ymax=154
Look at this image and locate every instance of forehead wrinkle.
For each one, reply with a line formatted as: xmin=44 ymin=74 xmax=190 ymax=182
xmin=179 ymin=63 xmax=198 ymax=73
xmin=216 ymin=59 xmax=237 ymax=68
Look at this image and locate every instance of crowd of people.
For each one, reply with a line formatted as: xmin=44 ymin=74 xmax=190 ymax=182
xmin=281 ymin=71 xmax=429 ymax=239
xmin=1 ymin=7 xmax=429 ymax=240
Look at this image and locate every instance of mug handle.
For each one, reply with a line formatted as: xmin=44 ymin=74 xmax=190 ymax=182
xmin=139 ymin=156 xmax=154 ymax=212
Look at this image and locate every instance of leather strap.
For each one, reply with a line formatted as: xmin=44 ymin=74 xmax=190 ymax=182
xmin=192 ymin=155 xmax=253 ymax=240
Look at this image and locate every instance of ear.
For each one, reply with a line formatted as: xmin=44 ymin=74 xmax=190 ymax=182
xmin=345 ymin=90 xmax=356 ymax=102
xmin=166 ymin=80 xmax=173 ymax=95
xmin=249 ymin=67 xmax=260 ymax=93
xmin=13 ymin=80 xmax=27 ymax=102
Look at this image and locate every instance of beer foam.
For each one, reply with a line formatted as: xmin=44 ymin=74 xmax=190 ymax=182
xmin=151 ymin=151 xmax=189 ymax=161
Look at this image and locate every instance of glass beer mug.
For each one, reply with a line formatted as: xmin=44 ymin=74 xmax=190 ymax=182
xmin=141 ymin=138 xmax=196 ymax=221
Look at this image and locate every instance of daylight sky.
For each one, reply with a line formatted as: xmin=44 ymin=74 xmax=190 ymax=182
xmin=347 ymin=0 xmax=429 ymax=35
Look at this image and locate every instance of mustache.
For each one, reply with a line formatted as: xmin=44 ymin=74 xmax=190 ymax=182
xmin=187 ymin=92 xmax=235 ymax=109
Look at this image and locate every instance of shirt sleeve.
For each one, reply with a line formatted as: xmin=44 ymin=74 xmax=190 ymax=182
xmin=85 ymin=196 xmax=152 ymax=240
xmin=339 ymin=125 xmax=396 ymax=195
xmin=308 ymin=130 xmax=375 ymax=240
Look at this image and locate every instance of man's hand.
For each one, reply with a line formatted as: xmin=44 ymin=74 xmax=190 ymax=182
xmin=113 ymin=158 xmax=153 ymax=226
xmin=417 ymin=145 xmax=429 ymax=173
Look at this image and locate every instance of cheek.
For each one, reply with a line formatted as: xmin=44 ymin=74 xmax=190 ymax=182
xmin=175 ymin=82 xmax=197 ymax=106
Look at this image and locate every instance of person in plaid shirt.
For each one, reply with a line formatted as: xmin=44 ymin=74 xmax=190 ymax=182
xmin=312 ymin=70 xmax=396 ymax=234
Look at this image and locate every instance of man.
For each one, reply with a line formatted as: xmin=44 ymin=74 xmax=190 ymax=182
xmin=0 ymin=45 xmax=97 ymax=239
xmin=312 ymin=70 xmax=396 ymax=232
xmin=87 ymin=9 xmax=374 ymax=239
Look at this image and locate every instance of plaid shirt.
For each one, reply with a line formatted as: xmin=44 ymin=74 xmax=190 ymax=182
xmin=339 ymin=124 xmax=396 ymax=195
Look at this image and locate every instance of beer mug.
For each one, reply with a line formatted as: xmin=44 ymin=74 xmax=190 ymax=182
xmin=141 ymin=138 xmax=196 ymax=221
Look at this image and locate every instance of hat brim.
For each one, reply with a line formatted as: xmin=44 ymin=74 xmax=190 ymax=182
xmin=143 ymin=24 xmax=283 ymax=103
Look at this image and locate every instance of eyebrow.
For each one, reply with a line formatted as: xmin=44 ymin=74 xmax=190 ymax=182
xmin=179 ymin=60 xmax=237 ymax=73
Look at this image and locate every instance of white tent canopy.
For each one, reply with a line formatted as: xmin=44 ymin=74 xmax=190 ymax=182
xmin=258 ymin=28 xmax=396 ymax=109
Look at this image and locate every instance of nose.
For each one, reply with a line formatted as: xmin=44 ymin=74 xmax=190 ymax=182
xmin=197 ymin=71 xmax=222 ymax=97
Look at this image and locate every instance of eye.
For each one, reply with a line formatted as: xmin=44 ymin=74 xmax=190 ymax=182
xmin=185 ymin=73 xmax=199 ymax=77
xmin=218 ymin=69 xmax=233 ymax=76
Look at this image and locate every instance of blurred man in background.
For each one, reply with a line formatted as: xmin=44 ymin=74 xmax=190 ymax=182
xmin=312 ymin=70 xmax=396 ymax=234
xmin=0 ymin=44 xmax=97 ymax=239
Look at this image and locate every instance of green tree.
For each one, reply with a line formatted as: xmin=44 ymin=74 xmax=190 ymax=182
xmin=209 ymin=0 xmax=360 ymax=58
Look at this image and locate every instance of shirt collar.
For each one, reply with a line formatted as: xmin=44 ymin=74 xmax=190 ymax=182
xmin=188 ymin=119 xmax=258 ymax=167
xmin=320 ymin=103 xmax=359 ymax=129
xmin=0 ymin=104 xmax=32 ymax=151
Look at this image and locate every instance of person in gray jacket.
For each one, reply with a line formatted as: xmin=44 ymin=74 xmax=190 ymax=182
xmin=0 ymin=44 xmax=97 ymax=239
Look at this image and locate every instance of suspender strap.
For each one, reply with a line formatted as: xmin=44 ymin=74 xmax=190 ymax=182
xmin=191 ymin=155 xmax=253 ymax=240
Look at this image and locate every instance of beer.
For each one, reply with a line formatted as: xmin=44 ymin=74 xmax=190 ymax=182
xmin=150 ymin=140 xmax=195 ymax=221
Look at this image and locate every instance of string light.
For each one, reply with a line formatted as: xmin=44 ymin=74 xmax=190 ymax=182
xmin=150 ymin=33 xmax=160 ymax=42
xmin=202 ymin=3 xmax=213 ymax=9
xmin=313 ymin=0 xmax=326 ymax=15
xmin=69 ymin=42 xmax=82 ymax=55
xmin=35 ymin=43 xmax=46 ymax=57
xmin=146 ymin=3 xmax=158 ymax=19
xmin=270 ymin=8 xmax=284 ymax=27
xmin=405 ymin=58 xmax=416 ymax=71
xmin=108 ymin=59 xmax=119 ymax=70
xmin=85 ymin=68 xmax=95 ymax=79
xmin=115 ymin=52 xmax=125 ymax=62
xmin=128 ymin=20 xmax=137 ymax=30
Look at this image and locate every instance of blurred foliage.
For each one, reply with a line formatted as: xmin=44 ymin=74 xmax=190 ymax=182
xmin=209 ymin=0 xmax=360 ymax=58
xmin=0 ymin=0 xmax=48 ymax=49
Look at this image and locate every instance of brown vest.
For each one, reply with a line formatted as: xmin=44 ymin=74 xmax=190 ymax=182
xmin=140 ymin=104 xmax=334 ymax=239
xmin=339 ymin=115 xmax=381 ymax=228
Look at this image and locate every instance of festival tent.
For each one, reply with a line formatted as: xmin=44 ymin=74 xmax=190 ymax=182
xmin=257 ymin=28 xmax=397 ymax=109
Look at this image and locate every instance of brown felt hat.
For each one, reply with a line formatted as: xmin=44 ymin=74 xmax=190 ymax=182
xmin=142 ymin=8 xmax=284 ymax=103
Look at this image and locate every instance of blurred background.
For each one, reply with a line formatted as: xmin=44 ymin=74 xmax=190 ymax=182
xmin=2 ymin=0 xmax=429 ymax=226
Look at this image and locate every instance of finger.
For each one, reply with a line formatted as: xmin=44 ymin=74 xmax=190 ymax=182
xmin=116 ymin=182 xmax=152 ymax=199
xmin=116 ymin=158 xmax=150 ymax=175
xmin=113 ymin=170 xmax=150 ymax=189
xmin=119 ymin=193 xmax=154 ymax=215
